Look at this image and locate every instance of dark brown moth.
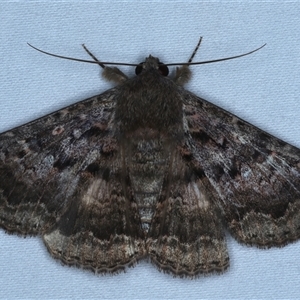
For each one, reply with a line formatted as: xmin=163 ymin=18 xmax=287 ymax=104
xmin=1 ymin=38 xmax=300 ymax=278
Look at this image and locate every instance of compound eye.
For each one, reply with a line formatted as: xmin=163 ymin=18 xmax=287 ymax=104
xmin=135 ymin=63 xmax=144 ymax=75
xmin=135 ymin=61 xmax=169 ymax=76
xmin=158 ymin=63 xmax=169 ymax=76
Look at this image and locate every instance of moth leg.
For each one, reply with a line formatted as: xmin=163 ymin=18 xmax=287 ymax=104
xmin=102 ymin=67 xmax=128 ymax=84
xmin=173 ymin=37 xmax=202 ymax=85
xmin=173 ymin=65 xmax=191 ymax=86
xmin=147 ymin=176 xmax=229 ymax=277
xmin=81 ymin=44 xmax=128 ymax=84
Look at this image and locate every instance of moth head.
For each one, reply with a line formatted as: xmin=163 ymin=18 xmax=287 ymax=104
xmin=135 ymin=55 xmax=169 ymax=76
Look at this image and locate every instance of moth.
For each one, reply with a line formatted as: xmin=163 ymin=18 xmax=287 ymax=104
xmin=1 ymin=38 xmax=300 ymax=278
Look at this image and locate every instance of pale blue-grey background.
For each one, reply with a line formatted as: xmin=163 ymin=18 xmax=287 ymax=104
xmin=0 ymin=2 xmax=300 ymax=299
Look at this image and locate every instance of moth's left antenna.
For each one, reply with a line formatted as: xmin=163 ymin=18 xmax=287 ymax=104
xmin=27 ymin=43 xmax=139 ymax=67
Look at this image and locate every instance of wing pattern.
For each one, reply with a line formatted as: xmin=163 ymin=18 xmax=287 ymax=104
xmin=182 ymin=90 xmax=300 ymax=247
xmin=0 ymin=88 xmax=145 ymax=272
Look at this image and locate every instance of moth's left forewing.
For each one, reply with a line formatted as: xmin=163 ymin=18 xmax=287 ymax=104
xmin=0 ymin=90 xmax=117 ymax=234
xmin=182 ymin=90 xmax=300 ymax=248
xmin=0 ymin=88 xmax=146 ymax=272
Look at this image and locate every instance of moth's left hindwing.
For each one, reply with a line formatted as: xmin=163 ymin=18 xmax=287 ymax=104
xmin=182 ymin=90 xmax=300 ymax=247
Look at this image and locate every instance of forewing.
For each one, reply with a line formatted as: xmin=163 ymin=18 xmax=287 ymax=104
xmin=182 ymin=91 xmax=300 ymax=247
xmin=0 ymin=89 xmax=116 ymax=234
xmin=0 ymin=87 xmax=146 ymax=271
